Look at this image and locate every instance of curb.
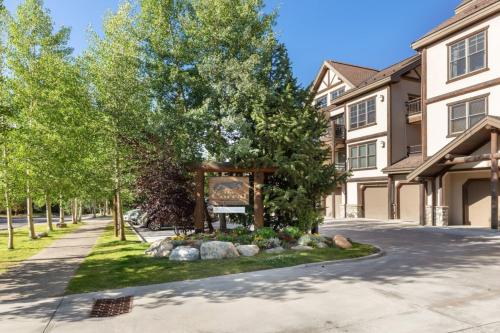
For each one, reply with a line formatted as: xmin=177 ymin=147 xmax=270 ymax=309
xmin=299 ymin=245 xmax=385 ymax=269
xmin=128 ymin=221 xmax=147 ymax=243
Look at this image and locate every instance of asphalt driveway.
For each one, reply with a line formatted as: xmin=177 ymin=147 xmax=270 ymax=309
xmin=4 ymin=220 xmax=500 ymax=333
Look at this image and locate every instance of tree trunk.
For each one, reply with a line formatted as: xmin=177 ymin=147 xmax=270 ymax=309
xmin=26 ymin=180 xmax=36 ymax=240
xmin=2 ymin=145 xmax=14 ymax=249
xmin=104 ymin=200 xmax=109 ymax=216
xmin=117 ymin=190 xmax=126 ymax=241
xmin=59 ymin=196 xmax=65 ymax=226
xmin=45 ymin=193 xmax=53 ymax=231
xmin=113 ymin=193 xmax=119 ymax=237
xmin=71 ymin=198 xmax=77 ymax=224
xmin=78 ymin=200 xmax=82 ymax=222
xmin=92 ymin=201 xmax=97 ymax=218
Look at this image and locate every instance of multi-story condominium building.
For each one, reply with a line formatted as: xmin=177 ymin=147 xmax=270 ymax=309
xmin=315 ymin=0 xmax=500 ymax=228
xmin=313 ymin=56 xmax=422 ymax=221
xmin=409 ymin=0 xmax=500 ymax=228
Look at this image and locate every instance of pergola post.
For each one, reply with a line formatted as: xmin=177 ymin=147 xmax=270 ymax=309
xmin=491 ymin=129 xmax=498 ymax=230
xmin=194 ymin=169 xmax=205 ymax=233
xmin=253 ymin=172 xmax=264 ymax=229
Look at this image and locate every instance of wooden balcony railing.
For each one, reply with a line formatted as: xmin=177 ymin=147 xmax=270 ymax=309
xmin=405 ymin=98 xmax=422 ymax=116
xmin=335 ymin=162 xmax=347 ymax=171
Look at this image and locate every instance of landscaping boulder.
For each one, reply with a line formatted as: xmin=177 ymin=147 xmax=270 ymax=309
xmin=291 ymin=245 xmax=313 ymax=251
xmin=265 ymin=246 xmax=284 ymax=254
xmin=36 ymin=232 xmax=48 ymax=238
xmin=200 ymin=241 xmax=239 ymax=260
xmin=333 ymin=235 xmax=352 ymax=249
xmin=145 ymin=239 xmax=174 ymax=257
xmin=297 ymin=234 xmax=312 ymax=246
xmin=315 ymin=242 xmax=328 ymax=249
xmin=169 ymin=246 xmax=200 ymax=261
xmin=236 ymin=245 xmax=260 ymax=257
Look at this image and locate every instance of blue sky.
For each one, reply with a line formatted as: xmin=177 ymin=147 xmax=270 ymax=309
xmin=4 ymin=0 xmax=459 ymax=86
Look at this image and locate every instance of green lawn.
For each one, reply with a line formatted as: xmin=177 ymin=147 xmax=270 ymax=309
xmin=0 ymin=222 xmax=83 ymax=274
xmin=67 ymin=225 xmax=378 ymax=294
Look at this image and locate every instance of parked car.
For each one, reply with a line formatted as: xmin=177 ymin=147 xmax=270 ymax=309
xmin=124 ymin=209 xmax=142 ymax=224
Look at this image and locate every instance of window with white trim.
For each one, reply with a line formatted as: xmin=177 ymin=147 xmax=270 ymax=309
xmin=449 ymin=30 xmax=486 ymax=80
xmin=448 ymin=96 xmax=487 ymax=135
xmin=315 ymin=95 xmax=327 ymax=109
xmin=349 ymin=97 xmax=376 ymax=129
xmin=349 ymin=142 xmax=376 ymax=170
xmin=330 ymin=87 xmax=346 ymax=101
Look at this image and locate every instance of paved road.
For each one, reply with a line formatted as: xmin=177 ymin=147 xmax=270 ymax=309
xmin=4 ymin=219 xmax=500 ymax=332
xmin=0 ymin=215 xmax=95 ymax=230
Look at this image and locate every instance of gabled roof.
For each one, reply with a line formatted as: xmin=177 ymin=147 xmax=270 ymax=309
xmin=407 ymin=116 xmax=500 ymax=181
xmin=330 ymin=54 xmax=421 ymax=105
xmin=412 ymin=0 xmax=500 ymax=50
xmin=311 ymin=61 xmax=379 ymax=93
xmin=326 ymin=61 xmax=379 ymax=87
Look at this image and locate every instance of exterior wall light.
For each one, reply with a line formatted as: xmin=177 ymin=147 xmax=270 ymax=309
xmin=380 ymin=140 xmax=386 ymax=148
xmin=379 ymin=95 xmax=385 ymax=102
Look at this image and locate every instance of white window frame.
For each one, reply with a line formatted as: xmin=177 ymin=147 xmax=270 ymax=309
xmin=448 ymin=30 xmax=487 ymax=81
xmin=349 ymin=141 xmax=377 ymax=170
xmin=349 ymin=97 xmax=376 ymax=130
xmin=330 ymin=87 xmax=346 ymax=102
xmin=448 ymin=96 xmax=488 ymax=136
xmin=315 ymin=95 xmax=327 ymax=109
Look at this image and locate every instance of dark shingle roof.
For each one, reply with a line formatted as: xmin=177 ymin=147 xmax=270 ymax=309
xmin=327 ymin=61 xmax=379 ymax=87
xmin=383 ymin=154 xmax=425 ymax=174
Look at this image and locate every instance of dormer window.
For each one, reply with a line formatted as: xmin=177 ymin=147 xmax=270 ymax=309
xmin=315 ymin=95 xmax=327 ymax=109
xmin=330 ymin=87 xmax=346 ymax=102
xmin=449 ymin=30 xmax=486 ymax=81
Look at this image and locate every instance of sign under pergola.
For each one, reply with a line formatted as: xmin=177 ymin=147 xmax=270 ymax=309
xmin=189 ymin=162 xmax=278 ymax=233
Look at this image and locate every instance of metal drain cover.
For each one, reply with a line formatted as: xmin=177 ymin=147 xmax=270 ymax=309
xmin=90 ymin=296 xmax=133 ymax=317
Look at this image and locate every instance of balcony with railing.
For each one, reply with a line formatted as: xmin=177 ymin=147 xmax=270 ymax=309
xmin=333 ymin=124 xmax=346 ymax=140
xmin=407 ymin=144 xmax=422 ymax=156
xmin=405 ymin=98 xmax=422 ymax=123
xmin=335 ymin=162 xmax=347 ymax=172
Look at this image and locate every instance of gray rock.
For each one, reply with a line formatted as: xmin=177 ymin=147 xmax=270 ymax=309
xmin=291 ymin=245 xmax=313 ymax=251
xmin=145 ymin=239 xmax=174 ymax=257
xmin=200 ymin=241 xmax=239 ymax=260
xmin=334 ymin=235 xmax=353 ymax=249
xmin=36 ymin=232 xmax=48 ymax=238
xmin=169 ymin=246 xmax=200 ymax=261
xmin=265 ymin=246 xmax=284 ymax=254
xmin=315 ymin=242 xmax=328 ymax=249
xmin=297 ymin=234 xmax=312 ymax=246
xmin=236 ymin=244 xmax=260 ymax=257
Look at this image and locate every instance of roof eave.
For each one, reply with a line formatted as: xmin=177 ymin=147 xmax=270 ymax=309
xmin=412 ymin=2 xmax=500 ymax=50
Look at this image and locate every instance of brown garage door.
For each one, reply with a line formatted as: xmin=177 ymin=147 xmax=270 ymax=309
xmin=364 ymin=186 xmax=388 ymax=220
xmin=334 ymin=188 xmax=342 ymax=219
xmin=399 ymin=184 xmax=420 ymax=222
xmin=465 ymin=180 xmax=493 ymax=227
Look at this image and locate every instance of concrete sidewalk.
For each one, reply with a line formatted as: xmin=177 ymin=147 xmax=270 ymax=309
xmin=0 ymin=218 xmax=109 ymax=332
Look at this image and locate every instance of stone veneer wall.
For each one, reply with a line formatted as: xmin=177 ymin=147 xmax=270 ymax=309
xmin=425 ymin=206 xmax=434 ymax=226
xmin=434 ymin=206 xmax=449 ymax=226
xmin=346 ymin=205 xmax=363 ymax=218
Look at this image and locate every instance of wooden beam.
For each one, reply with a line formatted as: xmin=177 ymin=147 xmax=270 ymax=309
xmin=419 ymin=182 xmax=426 ymax=226
xmin=194 ymin=169 xmax=205 ymax=233
xmin=491 ymin=130 xmax=498 ymax=230
xmin=440 ymin=153 xmax=500 ymax=166
xmin=188 ymin=162 xmax=278 ymax=173
xmin=388 ymin=176 xmax=394 ymax=219
xmin=253 ymin=172 xmax=264 ymax=229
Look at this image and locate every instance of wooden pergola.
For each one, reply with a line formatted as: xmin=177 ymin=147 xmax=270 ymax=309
xmin=190 ymin=162 xmax=278 ymax=233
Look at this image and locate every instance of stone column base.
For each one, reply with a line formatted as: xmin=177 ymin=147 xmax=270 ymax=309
xmin=434 ymin=206 xmax=449 ymax=226
xmin=338 ymin=205 xmax=346 ymax=219
xmin=425 ymin=206 xmax=433 ymax=226
xmin=346 ymin=205 xmax=363 ymax=218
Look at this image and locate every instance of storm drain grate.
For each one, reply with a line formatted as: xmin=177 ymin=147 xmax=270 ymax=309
xmin=90 ymin=296 xmax=133 ymax=317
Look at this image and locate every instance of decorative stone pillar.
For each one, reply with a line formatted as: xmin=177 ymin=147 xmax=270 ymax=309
xmin=425 ymin=206 xmax=433 ymax=226
xmin=346 ymin=205 xmax=363 ymax=218
xmin=339 ymin=205 xmax=346 ymax=218
xmin=434 ymin=206 xmax=449 ymax=226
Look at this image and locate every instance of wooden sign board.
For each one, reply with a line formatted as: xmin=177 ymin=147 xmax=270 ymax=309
xmin=208 ymin=177 xmax=250 ymax=206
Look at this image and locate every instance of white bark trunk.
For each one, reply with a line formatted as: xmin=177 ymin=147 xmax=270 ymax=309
xmin=46 ymin=193 xmax=53 ymax=231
